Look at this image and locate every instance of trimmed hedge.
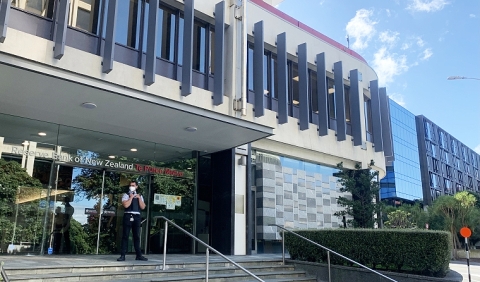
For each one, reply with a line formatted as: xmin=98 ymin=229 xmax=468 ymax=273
xmin=284 ymin=229 xmax=451 ymax=277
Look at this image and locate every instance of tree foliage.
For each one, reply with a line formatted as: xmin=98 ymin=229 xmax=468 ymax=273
xmin=0 ymin=159 xmax=43 ymax=252
xmin=384 ymin=210 xmax=416 ymax=228
xmin=334 ymin=160 xmax=381 ymax=228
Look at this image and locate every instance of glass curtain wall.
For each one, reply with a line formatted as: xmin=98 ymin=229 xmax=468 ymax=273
xmin=0 ymin=113 xmax=197 ymax=255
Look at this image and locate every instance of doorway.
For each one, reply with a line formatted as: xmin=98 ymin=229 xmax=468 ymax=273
xmin=44 ymin=163 xmax=150 ymax=255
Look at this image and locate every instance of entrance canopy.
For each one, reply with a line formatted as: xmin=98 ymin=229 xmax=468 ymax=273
xmin=0 ymin=62 xmax=272 ymax=155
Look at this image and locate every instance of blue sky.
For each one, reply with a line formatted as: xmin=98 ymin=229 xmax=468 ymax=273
xmin=276 ymin=0 xmax=480 ymax=152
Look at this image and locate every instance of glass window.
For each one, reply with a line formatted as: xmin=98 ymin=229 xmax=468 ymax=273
xmin=263 ymin=52 xmax=269 ymax=95
xmin=327 ymin=78 xmax=335 ymax=119
xmin=14 ymin=0 xmax=55 ymax=19
xmin=178 ymin=16 xmax=184 ymax=65
xmin=142 ymin=4 xmax=177 ymax=62
xmin=344 ymin=86 xmax=351 ymax=123
xmin=364 ymin=97 xmax=373 ymax=133
xmin=209 ymin=29 xmax=215 ymax=74
xmin=291 ymin=62 xmax=299 ymax=106
xmin=310 ymin=70 xmax=318 ymax=113
xmin=193 ymin=21 xmax=207 ymax=72
xmin=69 ymin=0 xmax=102 ymax=34
xmin=247 ymin=45 xmax=254 ymax=91
xmin=271 ymin=55 xmax=278 ymax=99
xmin=116 ymin=0 xmax=141 ymax=48
xmin=424 ymin=121 xmax=432 ymax=140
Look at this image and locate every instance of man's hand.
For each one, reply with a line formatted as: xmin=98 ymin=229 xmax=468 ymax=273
xmin=135 ymin=194 xmax=141 ymax=199
xmin=129 ymin=193 xmax=135 ymax=199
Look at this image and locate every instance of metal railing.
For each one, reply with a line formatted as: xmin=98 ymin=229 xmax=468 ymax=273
xmin=1 ymin=261 xmax=10 ymax=282
xmin=154 ymin=216 xmax=264 ymax=282
xmin=270 ymin=224 xmax=397 ymax=282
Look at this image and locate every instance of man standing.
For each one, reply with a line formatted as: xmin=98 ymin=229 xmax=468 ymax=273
xmin=117 ymin=181 xmax=148 ymax=261
xmin=62 ymin=196 xmax=74 ymax=254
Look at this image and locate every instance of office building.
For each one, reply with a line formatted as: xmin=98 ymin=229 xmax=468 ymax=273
xmin=0 ymin=0 xmax=392 ymax=256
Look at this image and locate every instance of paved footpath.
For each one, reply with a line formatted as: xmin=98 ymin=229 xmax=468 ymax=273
xmin=450 ymin=260 xmax=480 ymax=282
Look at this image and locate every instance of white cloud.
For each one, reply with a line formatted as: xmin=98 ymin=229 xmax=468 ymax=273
xmin=346 ymin=9 xmax=377 ymax=50
xmin=421 ymin=48 xmax=433 ymax=60
xmin=401 ymin=43 xmax=411 ymax=50
xmin=470 ymin=14 xmax=476 ymax=18
xmin=407 ymin=0 xmax=449 ymax=12
xmin=416 ymin=37 xmax=425 ymax=47
xmin=475 ymin=145 xmax=480 ymax=154
xmin=379 ymin=30 xmax=400 ymax=45
xmin=373 ymin=47 xmax=409 ymax=86
xmin=388 ymin=93 xmax=406 ymax=107
xmin=386 ymin=9 xmax=392 ymax=17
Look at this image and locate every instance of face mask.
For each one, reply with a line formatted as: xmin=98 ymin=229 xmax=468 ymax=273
xmin=129 ymin=186 xmax=136 ymax=192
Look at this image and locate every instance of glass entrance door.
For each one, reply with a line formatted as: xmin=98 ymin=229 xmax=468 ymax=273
xmin=45 ymin=164 xmax=149 ymax=255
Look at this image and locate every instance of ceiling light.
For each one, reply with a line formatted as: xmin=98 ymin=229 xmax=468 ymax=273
xmin=108 ymin=155 xmax=116 ymax=159
xmin=130 ymin=148 xmax=137 ymax=152
xmin=328 ymin=88 xmax=335 ymax=94
xmin=81 ymin=102 xmax=97 ymax=109
xmin=293 ymin=76 xmax=299 ymax=82
xmin=38 ymin=132 xmax=47 ymax=136
xmin=22 ymin=141 xmax=29 ymax=146
xmin=293 ymin=100 xmax=300 ymax=105
xmin=184 ymin=127 xmax=197 ymax=132
xmin=263 ymin=89 xmax=269 ymax=94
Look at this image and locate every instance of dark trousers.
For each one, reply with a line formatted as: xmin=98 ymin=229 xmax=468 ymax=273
xmin=120 ymin=213 xmax=142 ymax=256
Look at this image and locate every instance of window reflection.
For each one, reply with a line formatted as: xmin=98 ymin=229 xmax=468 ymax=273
xmin=344 ymin=86 xmax=350 ymax=123
xmin=142 ymin=3 xmax=176 ymax=62
xmin=310 ymin=71 xmax=318 ymax=113
xmin=13 ymin=0 xmax=55 ymax=19
xmin=69 ymin=0 xmax=102 ymax=34
xmin=290 ymin=62 xmax=299 ymax=106
xmin=327 ymin=78 xmax=335 ymax=119
xmin=193 ymin=21 xmax=207 ymax=72
xmin=115 ymin=0 xmax=141 ymax=48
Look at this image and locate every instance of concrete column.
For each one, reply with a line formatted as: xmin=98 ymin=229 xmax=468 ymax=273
xmin=234 ymin=145 xmax=248 ymax=255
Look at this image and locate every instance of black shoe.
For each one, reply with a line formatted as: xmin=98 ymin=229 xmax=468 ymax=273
xmin=135 ymin=256 xmax=148 ymax=261
xmin=117 ymin=255 xmax=125 ymax=261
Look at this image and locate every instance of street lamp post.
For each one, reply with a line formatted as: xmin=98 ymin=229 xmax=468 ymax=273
xmin=447 ymin=76 xmax=480 ymax=81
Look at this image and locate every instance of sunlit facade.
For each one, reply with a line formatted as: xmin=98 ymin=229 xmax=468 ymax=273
xmin=380 ymin=99 xmax=423 ymax=202
xmin=0 ymin=0 xmax=392 ymax=256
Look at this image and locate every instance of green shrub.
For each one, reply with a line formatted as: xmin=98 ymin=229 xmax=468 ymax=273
xmin=284 ymin=229 xmax=451 ymax=277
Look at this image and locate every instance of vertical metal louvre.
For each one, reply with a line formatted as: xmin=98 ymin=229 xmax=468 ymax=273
xmin=380 ymin=87 xmax=394 ymax=158
xmin=349 ymin=69 xmax=363 ymax=146
xmin=370 ymin=80 xmax=384 ymax=152
xmin=0 ymin=0 xmax=11 ymax=43
xmin=102 ymin=0 xmax=118 ymax=73
xmin=277 ymin=32 xmax=288 ymax=124
xmin=53 ymin=0 xmax=70 ymax=59
xmin=253 ymin=21 xmax=264 ymax=117
xmin=213 ymin=1 xmax=225 ymax=105
xmin=316 ymin=53 xmax=328 ymax=136
xmin=144 ymin=0 xmax=159 ymax=85
xmin=334 ymin=61 xmax=346 ymax=141
xmin=181 ymin=0 xmax=194 ymax=96
xmin=298 ymin=43 xmax=309 ymax=130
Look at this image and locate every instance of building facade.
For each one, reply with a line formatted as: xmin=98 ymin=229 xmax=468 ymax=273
xmin=0 ymin=0 xmax=392 ymax=256
xmin=380 ymin=99 xmax=480 ymax=207
xmin=416 ymin=115 xmax=480 ymax=205
xmin=380 ymin=99 xmax=423 ymax=203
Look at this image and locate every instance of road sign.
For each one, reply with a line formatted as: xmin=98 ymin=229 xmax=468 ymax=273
xmin=460 ymin=227 xmax=472 ymax=238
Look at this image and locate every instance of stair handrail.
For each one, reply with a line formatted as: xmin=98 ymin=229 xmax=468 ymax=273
xmin=1 ymin=261 xmax=10 ymax=282
xmin=270 ymin=224 xmax=397 ymax=282
xmin=154 ymin=216 xmax=264 ymax=282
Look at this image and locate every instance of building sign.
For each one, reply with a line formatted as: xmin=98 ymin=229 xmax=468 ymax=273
xmin=10 ymin=146 xmax=185 ymax=177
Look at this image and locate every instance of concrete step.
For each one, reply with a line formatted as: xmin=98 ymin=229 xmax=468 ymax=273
xmin=6 ymin=265 xmax=307 ymax=282
xmin=5 ymin=259 xmax=283 ymax=276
